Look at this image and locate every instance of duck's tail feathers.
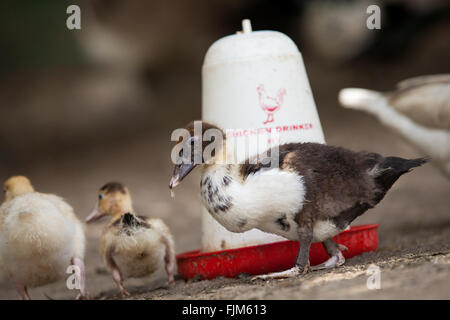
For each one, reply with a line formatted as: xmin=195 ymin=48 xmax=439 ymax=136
xmin=339 ymin=88 xmax=385 ymax=112
xmin=374 ymin=157 xmax=429 ymax=193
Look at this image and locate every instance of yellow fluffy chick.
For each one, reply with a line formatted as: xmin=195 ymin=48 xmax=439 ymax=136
xmin=86 ymin=182 xmax=175 ymax=297
xmin=0 ymin=176 xmax=87 ymax=299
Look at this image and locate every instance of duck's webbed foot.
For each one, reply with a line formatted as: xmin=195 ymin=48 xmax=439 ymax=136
xmin=250 ymin=261 xmax=311 ymax=281
xmin=120 ymin=288 xmax=131 ymax=298
xmin=251 ymin=266 xmax=300 ymax=281
xmin=311 ymin=239 xmax=347 ymax=271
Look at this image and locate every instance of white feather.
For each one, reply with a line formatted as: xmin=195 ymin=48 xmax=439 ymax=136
xmin=201 ymin=166 xmax=305 ymax=241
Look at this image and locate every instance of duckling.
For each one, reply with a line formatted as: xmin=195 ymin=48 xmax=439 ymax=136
xmin=339 ymin=74 xmax=450 ymax=177
xmin=0 ymin=176 xmax=87 ymax=299
xmin=169 ymin=121 xmax=427 ymax=280
xmin=86 ymin=182 xmax=175 ymax=297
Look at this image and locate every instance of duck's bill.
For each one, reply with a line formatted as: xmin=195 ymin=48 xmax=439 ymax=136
xmin=169 ymin=163 xmax=196 ymax=189
xmin=85 ymin=207 xmax=105 ymax=223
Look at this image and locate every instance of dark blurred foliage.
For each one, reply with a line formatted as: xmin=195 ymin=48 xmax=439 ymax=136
xmin=0 ymin=0 xmax=84 ymax=77
xmin=0 ymin=0 xmax=448 ymax=165
xmin=1 ymin=0 xmax=449 ymax=77
xmin=357 ymin=2 xmax=450 ymax=61
xmin=228 ymin=0 xmax=301 ymax=34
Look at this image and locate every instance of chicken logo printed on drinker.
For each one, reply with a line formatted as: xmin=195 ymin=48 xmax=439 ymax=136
xmin=257 ymin=84 xmax=287 ymax=125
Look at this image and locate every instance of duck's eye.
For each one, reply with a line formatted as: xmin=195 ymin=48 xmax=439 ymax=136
xmin=2 ymin=188 xmax=5 ymax=193
xmin=98 ymin=194 xmax=104 ymax=200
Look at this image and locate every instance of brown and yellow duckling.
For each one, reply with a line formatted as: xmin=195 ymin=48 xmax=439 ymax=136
xmin=86 ymin=182 xmax=175 ymax=297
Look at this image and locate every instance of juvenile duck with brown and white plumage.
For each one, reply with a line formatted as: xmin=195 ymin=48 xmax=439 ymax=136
xmin=169 ymin=121 xmax=427 ymax=280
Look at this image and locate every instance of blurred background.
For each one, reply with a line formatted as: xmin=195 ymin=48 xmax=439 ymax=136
xmin=0 ymin=0 xmax=449 ymax=299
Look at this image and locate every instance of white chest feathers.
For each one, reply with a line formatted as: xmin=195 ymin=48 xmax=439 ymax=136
xmin=200 ymin=166 xmax=306 ymax=240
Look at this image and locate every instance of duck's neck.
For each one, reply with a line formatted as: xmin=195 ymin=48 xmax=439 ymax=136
xmin=110 ymin=206 xmax=135 ymax=222
xmin=203 ymin=140 xmax=243 ymax=178
xmin=200 ymin=164 xmax=235 ymax=223
xmin=200 ymin=139 xmax=245 ymax=195
xmin=202 ymin=162 xmax=241 ymax=184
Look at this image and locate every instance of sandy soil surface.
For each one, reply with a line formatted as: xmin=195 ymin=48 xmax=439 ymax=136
xmin=0 ymin=21 xmax=449 ymax=300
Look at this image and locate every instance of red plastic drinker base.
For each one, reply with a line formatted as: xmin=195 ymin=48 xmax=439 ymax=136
xmin=177 ymin=224 xmax=378 ymax=281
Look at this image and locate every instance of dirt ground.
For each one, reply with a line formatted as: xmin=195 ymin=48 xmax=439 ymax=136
xmin=0 ymin=20 xmax=449 ymax=300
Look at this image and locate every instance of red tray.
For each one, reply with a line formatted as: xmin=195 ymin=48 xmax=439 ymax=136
xmin=177 ymin=224 xmax=378 ymax=280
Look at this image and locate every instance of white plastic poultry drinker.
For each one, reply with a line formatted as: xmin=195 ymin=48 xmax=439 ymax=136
xmin=201 ymin=19 xmax=325 ymax=252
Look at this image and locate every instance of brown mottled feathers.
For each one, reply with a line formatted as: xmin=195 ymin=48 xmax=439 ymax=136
xmin=240 ymin=142 xmax=427 ymax=226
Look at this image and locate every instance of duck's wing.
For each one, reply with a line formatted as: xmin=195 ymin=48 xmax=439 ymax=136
xmin=243 ymin=143 xmax=383 ymax=219
xmin=389 ymin=75 xmax=450 ymax=130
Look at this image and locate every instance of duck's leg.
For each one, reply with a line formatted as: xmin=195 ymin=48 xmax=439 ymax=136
xmin=106 ymin=248 xmax=130 ymax=297
xmin=252 ymin=226 xmax=313 ymax=281
xmin=162 ymin=235 xmax=176 ymax=285
xmin=293 ymin=226 xmax=313 ymax=274
xmin=111 ymin=268 xmax=130 ymax=297
xmin=71 ymin=256 xmax=89 ymax=299
xmin=311 ymin=239 xmax=347 ymax=271
xmin=13 ymin=280 xmax=30 ymax=300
